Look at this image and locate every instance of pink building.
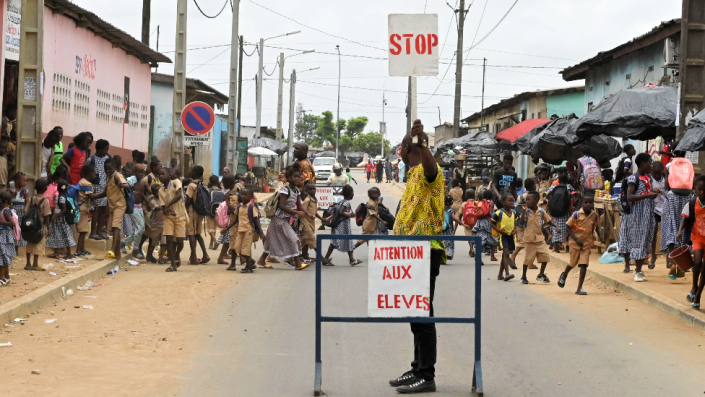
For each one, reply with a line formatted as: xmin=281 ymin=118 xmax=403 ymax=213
xmin=0 ymin=0 xmax=169 ymax=159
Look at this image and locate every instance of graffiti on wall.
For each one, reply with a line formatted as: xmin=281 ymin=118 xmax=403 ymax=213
xmin=75 ymin=54 xmax=97 ymax=79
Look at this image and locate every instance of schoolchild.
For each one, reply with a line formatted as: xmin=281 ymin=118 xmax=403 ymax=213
xmin=560 ymin=195 xmax=601 ymax=295
xmin=676 ymin=175 xmax=705 ymax=308
xmin=519 ymin=191 xmax=557 ymax=285
xmin=491 ymin=193 xmax=517 ymax=281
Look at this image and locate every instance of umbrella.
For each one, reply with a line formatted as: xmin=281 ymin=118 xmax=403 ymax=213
xmin=572 ymin=86 xmax=677 ymax=141
xmin=248 ymin=137 xmax=286 ymax=154
xmin=247 ymin=147 xmax=278 ymax=157
xmin=675 ymin=108 xmax=705 ymax=152
xmin=495 ymin=119 xmax=551 ymax=143
xmin=517 ymin=115 xmax=622 ymax=165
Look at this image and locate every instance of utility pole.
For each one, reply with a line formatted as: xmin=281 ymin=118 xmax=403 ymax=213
xmin=236 ymin=35 xmax=243 ymax=137
xmin=288 ymin=69 xmax=297 ymax=162
xmin=226 ymin=0 xmax=241 ymax=173
xmin=141 ymin=0 xmax=151 ymax=45
xmin=381 ymin=91 xmax=387 ymax=157
xmin=255 ymin=37 xmax=265 ymax=138
xmin=172 ymin=0 xmax=187 ymax=172
xmin=479 ymin=58 xmax=486 ymax=130
xmin=406 ymin=77 xmax=412 ymax=134
xmin=335 ymin=45 xmax=341 ymax=162
xmin=453 ymin=0 xmax=469 ymax=138
xmin=678 ymin=0 xmax=705 ymax=141
xmin=277 ymin=53 xmax=285 ymax=141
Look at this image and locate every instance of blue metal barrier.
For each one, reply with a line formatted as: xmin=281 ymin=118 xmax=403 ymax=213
xmin=314 ymin=234 xmax=484 ymax=396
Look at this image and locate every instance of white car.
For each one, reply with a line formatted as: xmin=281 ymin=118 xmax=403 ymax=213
xmin=313 ymin=157 xmax=336 ymax=180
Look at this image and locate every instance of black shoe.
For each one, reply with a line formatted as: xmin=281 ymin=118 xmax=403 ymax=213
xmin=389 ymin=370 xmax=416 ymax=387
xmin=558 ymin=272 xmax=566 ymax=288
xmin=536 ymin=273 xmax=550 ymax=283
xmin=521 ymin=277 xmax=529 ymax=285
xmin=396 ymin=378 xmax=436 ymax=394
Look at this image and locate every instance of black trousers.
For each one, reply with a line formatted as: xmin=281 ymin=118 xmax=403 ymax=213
xmin=410 ymin=249 xmax=442 ymax=381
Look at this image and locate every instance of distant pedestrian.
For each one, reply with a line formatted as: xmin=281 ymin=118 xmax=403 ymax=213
xmin=472 ymin=190 xmax=499 ymax=262
xmin=45 ymin=180 xmax=76 ymax=260
xmin=491 ymin=193 xmax=517 ymax=281
xmin=0 ymin=191 xmax=15 ymax=284
xmin=365 ymin=160 xmax=373 ymax=182
xmin=345 ymin=167 xmax=358 ymax=185
xmin=441 ymin=195 xmax=461 ymax=261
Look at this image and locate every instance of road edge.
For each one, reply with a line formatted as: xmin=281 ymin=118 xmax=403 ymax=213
xmin=0 ymin=255 xmax=129 ymax=325
xmin=548 ymin=252 xmax=705 ymax=331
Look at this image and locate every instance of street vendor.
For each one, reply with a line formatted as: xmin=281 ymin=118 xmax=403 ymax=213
xmin=452 ymin=159 xmax=468 ymax=192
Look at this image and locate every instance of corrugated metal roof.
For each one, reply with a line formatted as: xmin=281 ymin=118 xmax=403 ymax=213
xmin=561 ymin=19 xmax=680 ymax=82
xmin=46 ymin=0 xmax=171 ymax=65
xmin=152 ymin=73 xmax=228 ymax=108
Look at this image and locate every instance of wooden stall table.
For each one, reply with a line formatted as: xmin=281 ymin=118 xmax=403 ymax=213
xmin=594 ymin=197 xmax=620 ymax=254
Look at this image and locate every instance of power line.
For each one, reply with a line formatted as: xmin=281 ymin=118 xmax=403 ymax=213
xmin=297 ymin=80 xmax=508 ymax=99
xmin=192 ymin=0 xmax=230 ymax=19
xmin=188 ymin=46 xmax=230 ymax=73
xmin=249 ymin=0 xmax=386 ymax=52
xmin=464 ymin=0 xmax=519 ymax=52
xmin=463 ymin=0 xmax=489 ymax=66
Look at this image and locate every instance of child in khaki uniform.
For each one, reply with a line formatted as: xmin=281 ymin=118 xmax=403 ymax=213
xmin=354 ymin=187 xmax=386 ymax=248
xmin=225 ymin=189 xmax=265 ymax=273
xmin=91 ymin=158 xmax=129 ymax=259
xmin=75 ymin=165 xmax=95 ymax=256
xmin=520 ymin=191 xmax=557 ymax=285
xmin=560 ymin=196 xmax=601 ymax=295
xmin=216 ymin=175 xmax=238 ymax=265
xmin=185 ymin=165 xmax=210 ymax=265
xmin=159 ymin=168 xmax=187 ymax=272
xmin=300 ymin=182 xmax=320 ymax=261
xmin=24 ymin=179 xmax=52 ymax=270
xmin=146 ymin=184 xmax=165 ymax=264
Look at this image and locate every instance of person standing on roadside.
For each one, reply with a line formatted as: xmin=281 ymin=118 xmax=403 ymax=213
xmin=388 ymin=119 xmax=444 ymax=394
xmin=365 ymin=160 xmax=373 ymax=182
xmin=492 ymin=153 xmax=518 ymax=209
xmin=293 ymin=142 xmax=316 ymax=183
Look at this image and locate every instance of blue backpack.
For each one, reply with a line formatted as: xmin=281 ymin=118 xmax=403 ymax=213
xmin=65 ymin=184 xmax=92 ymax=225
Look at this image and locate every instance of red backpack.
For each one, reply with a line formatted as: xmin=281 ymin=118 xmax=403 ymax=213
xmin=462 ymin=200 xmax=490 ymax=228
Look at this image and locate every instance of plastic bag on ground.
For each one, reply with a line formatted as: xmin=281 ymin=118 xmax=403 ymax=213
xmin=599 ymin=242 xmax=624 ymax=263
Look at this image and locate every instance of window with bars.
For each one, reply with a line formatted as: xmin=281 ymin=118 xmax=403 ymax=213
xmin=140 ymin=105 xmax=149 ymax=129
xmin=52 ymin=73 xmax=72 ymax=113
xmin=112 ymin=94 xmax=124 ymax=124
xmin=129 ymin=101 xmax=139 ymax=128
xmin=73 ymin=80 xmax=90 ymax=118
xmin=96 ymin=89 xmax=111 ymax=122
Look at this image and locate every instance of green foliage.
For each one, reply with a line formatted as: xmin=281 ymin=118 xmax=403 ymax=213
xmin=311 ymin=111 xmax=337 ymax=149
xmin=294 ymin=114 xmax=319 ymax=142
xmin=353 ymin=131 xmax=391 ymax=156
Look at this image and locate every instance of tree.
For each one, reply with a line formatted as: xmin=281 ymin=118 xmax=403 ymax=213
xmin=311 ymin=111 xmax=337 ymax=151
xmin=339 ymin=116 xmax=368 ymax=156
xmin=353 ymin=131 xmax=391 ymax=156
xmin=294 ymin=114 xmax=319 ymax=142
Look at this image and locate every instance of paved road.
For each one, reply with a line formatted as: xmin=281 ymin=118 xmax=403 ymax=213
xmin=179 ymin=177 xmax=702 ymax=396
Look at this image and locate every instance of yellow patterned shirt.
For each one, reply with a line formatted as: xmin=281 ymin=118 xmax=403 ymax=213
xmin=394 ymin=164 xmax=445 ymax=250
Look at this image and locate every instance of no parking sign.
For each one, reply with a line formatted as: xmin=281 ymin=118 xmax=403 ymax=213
xmin=181 ymin=101 xmax=214 ymax=146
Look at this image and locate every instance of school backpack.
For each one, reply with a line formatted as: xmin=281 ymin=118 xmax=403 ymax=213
xmin=618 ymin=177 xmax=642 ymax=214
xmin=264 ymin=187 xmax=289 ymax=219
xmin=322 ymin=201 xmax=345 ymax=229
xmin=547 ymin=185 xmax=570 ymax=218
xmin=215 ymin=201 xmax=230 ymax=228
xmin=581 ymin=158 xmax=604 ymax=191
xmin=114 ymin=174 xmax=135 ymax=215
xmin=669 ymin=157 xmax=694 ymax=196
xmin=192 ymin=182 xmax=212 ymax=216
xmin=2 ymin=209 xmax=20 ymax=242
xmin=355 ymin=203 xmax=368 ymax=226
xmin=462 ymin=200 xmax=490 ymax=229
xmin=64 ymin=196 xmax=79 ymax=225
xmin=44 ymin=183 xmax=58 ymax=208
xmin=378 ymin=205 xmax=395 ymax=229
xmin=21 ymin=198 xmax=45 ymax=244
xmin=210 ymin=189 xmax=225 ymax=217
xmin=614 ymin=157 xmax=626 ymax=183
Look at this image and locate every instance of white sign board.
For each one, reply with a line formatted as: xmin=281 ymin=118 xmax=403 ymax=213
xmin=183 ymin=131 xmax=211 ymax=146
xmin=368 ymin=240 xmax=431 ymax=318
xmin=5 ymin=0 xmax=20 ymax=61
xmin=388 ymin=14 xmax=439 ymax=77
xmin=316 ymin=187 xmax=334 ymax=209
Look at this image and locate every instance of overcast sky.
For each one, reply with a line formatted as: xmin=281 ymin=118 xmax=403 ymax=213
xmin=72 ymin=0 xmax=681 ymax=145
